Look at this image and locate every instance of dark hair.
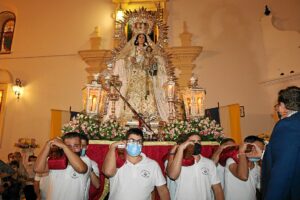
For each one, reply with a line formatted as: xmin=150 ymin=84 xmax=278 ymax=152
xmin=79 ymin=133 xmax=89 ymax=144
xmin=278 ymin=86 xmax=300 ymax=111
xmin=9 ymin=160 xmax=19 ymax=168
xmin=244 ymin=135 xmax=265 ymax=145
xmin=146 ymin=46 xmax=153 ymax=52
xmin=8 ymin=153 xmax=14 ymax=159
xmin=182 ymin=132 xmax=201 ymax=143
xmin=176 ymin=134 xmax=188 ymax=145
xmin=134 ymin=33 xmax=148 ymax=46
xmin=28 ymin=155 xmax=37 ymax=162
xmin=220 ymin=138 xmax=236 ymax=145
xmin=126 ymin=128 xmax=144 ymax=141
xmin=62 ymin=132 xmax=81 ymax=141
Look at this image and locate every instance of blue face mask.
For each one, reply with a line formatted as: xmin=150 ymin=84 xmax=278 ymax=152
xmin=248 ymin=157 xmax=260 ymax=162
xmin=80 ymin=148 xmax=86 ymax=157
xmin=126 ymin=143 xmax=142 ymax=157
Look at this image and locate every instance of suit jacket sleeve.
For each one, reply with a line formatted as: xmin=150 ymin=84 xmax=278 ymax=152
xmin=263 ymin=117 xmax=300 ymax=200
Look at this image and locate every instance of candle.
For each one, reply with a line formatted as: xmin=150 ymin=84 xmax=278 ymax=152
xmin=91 ymin=95 xmax=97 ymax=112
xmin=167 ymin=79 xmax=175 ymax=100
xmin=197 ymin=97 xmax=201 ymax=114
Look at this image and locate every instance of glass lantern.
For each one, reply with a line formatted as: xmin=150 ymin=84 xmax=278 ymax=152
xmin=191 ymin=87 xmax=206 ymax=117
xmin=167 ymin=77 xmax=176 ymax=102
xmin=82 ymin=74 xmax=104 ymax=115
xmin=183 ymin=77 xmax=206 ymax=119
xmin=165 ymin=76 xmax=176 ymax=121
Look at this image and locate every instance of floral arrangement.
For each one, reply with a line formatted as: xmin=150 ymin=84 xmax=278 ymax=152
xmin=62 ymin=114 xmax=100 ymax=138
xmin=62 ymin=114 xmax=128 ymax=140
xmin=62 ymin=113 xmax=224 ymax=142
xmin=15 ymin=138 xmax=39 ymax=149
xmin=98 ymin=120 xmax=128 ymax=140
xmin=163 ymin=117 xmax=224 ymax=142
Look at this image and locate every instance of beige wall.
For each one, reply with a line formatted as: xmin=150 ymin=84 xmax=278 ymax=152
xmin=168 ymin=0 xmax=277 ymax=136
xmin=0 ymin=0 xmax=299 ymax=161
xmin=0 ymin=0 xmax=114 ymax=160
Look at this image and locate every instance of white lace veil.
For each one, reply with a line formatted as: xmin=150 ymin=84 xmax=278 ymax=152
xmin=104 ymin=33 xmax=169 ymax=122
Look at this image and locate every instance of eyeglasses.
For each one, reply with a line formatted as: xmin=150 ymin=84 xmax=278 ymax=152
xmin=127 ymin=139 xmax=143 ymax=145
xmin=66 ymin=144 xmax=81 ymax=149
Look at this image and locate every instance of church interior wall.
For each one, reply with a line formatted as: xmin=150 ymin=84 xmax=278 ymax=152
xmin=0 ymin=0 xmax=299 ymax=160
xmin=168 ymin=0 xmax=277 ymax=136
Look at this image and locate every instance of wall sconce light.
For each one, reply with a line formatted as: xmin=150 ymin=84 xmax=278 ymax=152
xmin=12 ymin=78 xmax=24 ymax=99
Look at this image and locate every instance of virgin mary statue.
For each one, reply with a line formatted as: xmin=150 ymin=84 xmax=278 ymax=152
xmin=104 ymin=14 xmax=171 ymax=123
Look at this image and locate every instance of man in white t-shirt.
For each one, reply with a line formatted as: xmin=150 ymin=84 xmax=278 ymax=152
xmin=210 ymin=138 xmax=236 ymax=189
xmin=80 ymin=134 xmax=100 ymax=200
xmin=34 ymin=132 xmax=89 ymax=200
xmin=224 ymin=136 xmax=264 ymax=200
xmin=102 ymin=128 xmax=170 ymax=200
xmin=167 ymin=133 xmax=224 ymax=200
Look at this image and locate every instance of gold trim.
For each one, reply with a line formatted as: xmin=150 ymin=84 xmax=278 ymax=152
xmin=99 ymin=177 xmax=109 ymax=200
xmin=89 ymin=140 xmax=219 ymax=145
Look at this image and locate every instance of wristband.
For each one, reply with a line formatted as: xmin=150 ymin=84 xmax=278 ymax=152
xmin=169 ymin=152 xmax=176 ymax=155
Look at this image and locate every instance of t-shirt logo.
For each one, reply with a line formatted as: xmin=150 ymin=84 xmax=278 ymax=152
xmin=140 ymin=170 xmax=150 ymax=178
xmin=71 ymin=171 xmax=79 ymax=179
xmin=201 ymin=167 xmax=209 ymax=175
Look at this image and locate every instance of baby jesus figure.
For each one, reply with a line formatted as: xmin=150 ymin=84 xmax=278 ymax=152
xmin=144 ymin=46 xmax=158 ymax=76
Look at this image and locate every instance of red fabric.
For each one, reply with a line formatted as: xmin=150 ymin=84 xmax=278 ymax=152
xmin=115 ymin=149 xmax=126 ymax=168
xmin=87 ymin=143 xmax=219 ymax=200
xmin=181 ymin=157 xmax=195 ymax=166
xmin=48 ymin=154 xmax=68 ymax=170
xmin=219 ymin=146 xmax=239 ymax=167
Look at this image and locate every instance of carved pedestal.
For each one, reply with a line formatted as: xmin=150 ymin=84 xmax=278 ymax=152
xmin=78 ymin=27 xmax=112 ymax=83
xmin=166 ymin=46 xmax=202 ymax=89
xmin=78 ymin=50 xmax=111 ymax=82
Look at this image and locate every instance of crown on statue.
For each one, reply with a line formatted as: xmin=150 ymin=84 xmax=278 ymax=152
xmin=113 ymin=7 xmax=168 ymax=59
xmin=132 ymin=21 xmax=151 ymax=35
xmin=127 ymin=9 xmax=155 ymax=35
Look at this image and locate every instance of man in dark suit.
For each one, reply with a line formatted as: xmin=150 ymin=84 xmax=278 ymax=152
xmin=262 ymin=86 xmax=300 ymax=200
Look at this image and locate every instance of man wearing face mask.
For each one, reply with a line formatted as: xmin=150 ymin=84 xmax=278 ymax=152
xmin=167 ymin=132 xmax=224 ymax=200
xmin=223 ymin=136 xmax=264 ymax=200
xmin=34 ymin=132 xmax=88 ymax=200
xmin=79 ymin=134 xmax=100 ymax=200
xmin=102 ymin=128 xmax=170 ymax=200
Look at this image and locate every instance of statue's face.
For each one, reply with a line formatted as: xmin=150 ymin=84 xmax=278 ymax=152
xmin=137 ymin=34 xmax=145 ymax=44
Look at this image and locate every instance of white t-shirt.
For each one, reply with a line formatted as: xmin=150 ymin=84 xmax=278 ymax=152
xmin=46 ymin=156 xmax=90 ymax=200
xmin=34 ymin=173 xmax=49 ymax=200
xmin=109 ymin=153 xmax=166 ymax=200
xmin=224 ymin=158 xmax=261 ymax=200
xmin=82 ymin=156 xmax=100 ymax=200
xmin=174 ymin=156 xmax=220 ymax=200
xmin=164 ymin=160 xmax=177 ymax=200
xmin=216 ymin=164 xmax=225 ymax=189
